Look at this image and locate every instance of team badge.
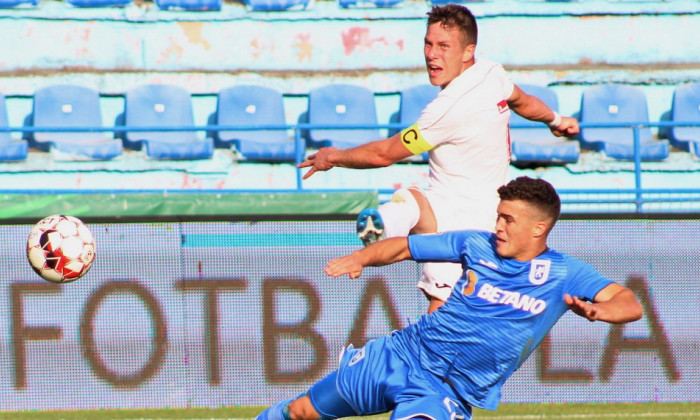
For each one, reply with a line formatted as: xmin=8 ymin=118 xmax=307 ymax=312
xmin=529 ymin=259 xmax=551 ymax=285
xmin=348 ymin=347 xmax=366 ymax=366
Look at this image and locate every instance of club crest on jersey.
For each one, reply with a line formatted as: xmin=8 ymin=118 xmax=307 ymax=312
xmin=348 ymin=347 xmax=366 ymax=366
xmin=529 ymin=259 xmax=551 ymax=285
xmin=497 ymin=99 xmax=509 ymax=114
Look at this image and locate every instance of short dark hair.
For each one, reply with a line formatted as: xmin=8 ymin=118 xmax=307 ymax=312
xmin=498 ymin=176 xmax=561 ymax=224
xmin=426 ymin=4 xmax=478 ymax=47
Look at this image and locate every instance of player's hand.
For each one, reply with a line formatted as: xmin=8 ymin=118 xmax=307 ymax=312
xmin=297 ymin=147 xmax=339 ymax=180
xmin=550 ymin=116 xmax=580 ymax=137
xmin=325 ymin=253 xmax=364 ymax=279
xmin=564 ymin=294 xmax=599 ymax=322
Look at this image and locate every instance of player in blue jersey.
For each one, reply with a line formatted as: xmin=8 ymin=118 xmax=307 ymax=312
xmin=257 ymin=176 xmax=642 ymax=420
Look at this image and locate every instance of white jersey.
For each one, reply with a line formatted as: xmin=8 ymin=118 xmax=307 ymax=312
xmin=416 ymin=57 xmax=514 ymax=232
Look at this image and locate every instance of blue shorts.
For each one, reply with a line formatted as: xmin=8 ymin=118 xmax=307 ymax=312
xmin=309 ymin=334 xmax=472 ymax=420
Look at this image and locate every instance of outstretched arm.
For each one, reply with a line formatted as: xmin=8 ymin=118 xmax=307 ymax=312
xmin=297 ymin=133 xmax=414 ymax=179
xmin=324 ymin=237 xmax=413 ymax=279
xmin=507 ymin=84 xmax=580 ymax=138
xmin=565 ymin=283 xmax=643 ymax=324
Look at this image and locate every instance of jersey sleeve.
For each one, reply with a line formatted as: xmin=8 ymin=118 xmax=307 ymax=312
xmin=498 ymin=64 xmax=515 ymax=101
xmin=564 ymin=257 xmax=615 ymax=302
xmin=408 ymin=230 xmax=474 ymax=263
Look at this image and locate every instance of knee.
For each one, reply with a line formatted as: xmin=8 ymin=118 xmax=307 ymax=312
xmin=405 ymin=189 xmax=436 ymax=234
xmin=287 ymin=396 xmax=321 ymax=420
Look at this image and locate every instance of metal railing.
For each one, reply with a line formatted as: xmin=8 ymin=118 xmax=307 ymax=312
xmin=1 ymin=120 xmax=699 ymax=213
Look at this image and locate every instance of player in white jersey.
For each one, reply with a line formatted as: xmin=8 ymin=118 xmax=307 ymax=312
xmin=298 ymin=4 xmax=580 ymax=313
xmin=256 ymin=177 xmax=643 ymax=420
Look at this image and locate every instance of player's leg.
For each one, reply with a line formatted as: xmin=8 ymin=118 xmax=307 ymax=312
xmin=391 ymin=396 xmax=472 ymax=420
xmin=357 ymin=188 xmax=435 ymax=246
xmin=307 ymin=371 xmax=358 ymax=419
xmin=256 ymin=371 xmax=356 ymax=420
xmin=405 ymin=188 xmax=437 ymax=235
xmin=412 ymin=191 xmax=463 ymax=312
xmin=256 ymin=396 xmax=303 ymax=420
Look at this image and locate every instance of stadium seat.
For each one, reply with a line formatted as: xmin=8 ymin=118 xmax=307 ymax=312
xmin=306 ymin=84 xmax=381 ymax=150
xmin=0 ymin=93 xmax=29 ymax=162
xmin=339 ymin=0 xmax=402 ymax=8
xmin=391 ymin=84 xmax=440 ymax=135
xmin=510 ymin=84 xmax=579 ymax=165
xmin=579 ymin=84 xmax=669 ymax=161
xmin=389 ymin=84 xmax=440 ymax=162
xmin=668 ymin=82 xmax=700 ymax=158
xmin=245 ymin=0 xmax=310 ymax=11
xmin=214 ymin=85 xmax=294 ymax=162
xmin=66 ymin=0 xmax=131 ymax=7
xmin=428 ymin=0 xmax=489 ymax=4
xmin=156 ymin=0 xmax=224 ymax=11
xmin=0 ymin=0 xmax=38 ymax=7
xmin=123 ymin=84 xmax=213 ymax=160
xmin=30 ymin=85 xmax=123 ymax=160
xmin=156 ymin=0 xmax=222 ymax=10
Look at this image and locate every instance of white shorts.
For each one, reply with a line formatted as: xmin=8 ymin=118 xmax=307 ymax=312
xmin=423 ymin=189 xmax=498 ymax=233
xmin=415 ymin=189 xmax=498 ymax=301
xmin=416 ymin=261 xmax=464 ymax=302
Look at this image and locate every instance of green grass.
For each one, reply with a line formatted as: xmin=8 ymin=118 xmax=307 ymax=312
xmin=1 ymin=403 xmax=699 ymax=420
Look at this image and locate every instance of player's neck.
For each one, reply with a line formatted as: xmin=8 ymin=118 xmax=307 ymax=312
xmin=460 ymin=57 xmax=476 ymax=73
xmin=513 ymin=243 xmax=549 ymax=262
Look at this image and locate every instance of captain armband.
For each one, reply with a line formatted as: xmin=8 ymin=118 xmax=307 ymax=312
xmin=399 ymin=124 xmax=434 ymax=155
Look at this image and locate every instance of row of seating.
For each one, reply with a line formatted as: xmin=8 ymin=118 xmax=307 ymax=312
xmin=0 ymin=0 xmax=388 ymax=10
xmin=0 ymin=0 xmax=661 ymax=11
xmin=389 ymin=82 xmax=699 ymax=164
xmin=0 ymin=0 xmax=221 ymax=10
xmin=1 ymin=82 xmax=698 ymax=163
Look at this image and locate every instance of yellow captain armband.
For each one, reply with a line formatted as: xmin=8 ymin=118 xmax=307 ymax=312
xmin=399 ymin=123 xmax=433 ymax=155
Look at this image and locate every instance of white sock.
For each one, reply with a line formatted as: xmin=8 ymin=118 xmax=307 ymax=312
xmin=378 ymin=188 xmax=421 ymax=238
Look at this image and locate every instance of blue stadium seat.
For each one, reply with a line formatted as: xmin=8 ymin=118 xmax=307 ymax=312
xmin=669 ymin=82 xmax=700 ymax=158
xmin=214 ymin=85 xmax=294 ymax=162
xmin=156 ymin=0 xmax=221 ymax=10
xmin=392 ymin=84 xmax=440 ymax=135
xmin=66 ymin=0 xmax=131 ymax=7
xmin=0 ymin=0 xmax=38 ymax=7
xmin=510 ymin=84 xmax=579 ymax=165
xmin=30 ymin=85 xmax=123 ymax=160
xmin=390 ymin=84 xmax=440 ymax=162
xmin=0 ymin=93 xmax=29 ymax=162
xmin=245 ymin=0 xmax=310 ymax=11
xmin=579 ymin=84 xmax=669 ymax=161
xmin=123 ymin=84 xmax=213 ymax=160
xmin=339 ymin=0 xmax=402 ymax=8
xmin=306 ymin=84 xmax=381 ymax=150
xmin=428 ymin=0 xmax=488 ymax=4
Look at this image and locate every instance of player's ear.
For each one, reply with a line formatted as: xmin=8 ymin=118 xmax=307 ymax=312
xmin=462 ymin=44 xmax=475 ymax=62
xmin=532 ymin=220 xmax=548 ymax=238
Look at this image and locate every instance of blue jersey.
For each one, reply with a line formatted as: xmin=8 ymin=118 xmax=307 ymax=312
xmin=395 ymin=230 xmax=613 ymax=410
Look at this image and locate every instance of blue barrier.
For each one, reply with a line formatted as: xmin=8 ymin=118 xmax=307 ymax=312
xmin=1 ymin=121 xmax=699 ymax=213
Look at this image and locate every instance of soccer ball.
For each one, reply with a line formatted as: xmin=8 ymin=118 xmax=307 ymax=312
xmin=26 ymin=215 xmax=96 ymax=283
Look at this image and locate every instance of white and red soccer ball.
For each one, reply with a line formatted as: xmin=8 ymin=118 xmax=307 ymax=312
xmin=26 ymin=215 xmax=96 ymax=283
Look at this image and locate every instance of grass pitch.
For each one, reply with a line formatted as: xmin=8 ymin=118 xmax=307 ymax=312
xmin=1 ymin=403 xmax=699 ymax=420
